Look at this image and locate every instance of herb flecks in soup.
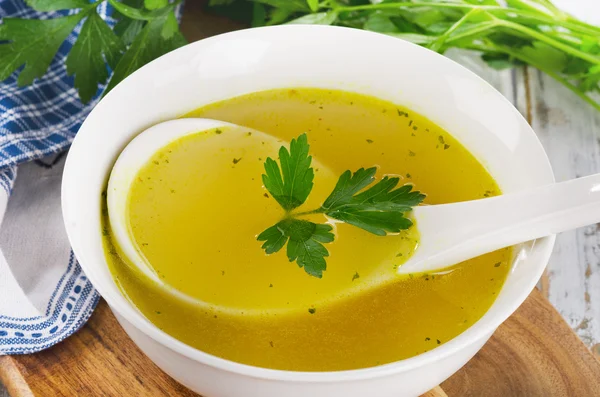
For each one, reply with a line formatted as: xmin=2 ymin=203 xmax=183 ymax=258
xmin=104 ymin=88 xmax=510 ymax=371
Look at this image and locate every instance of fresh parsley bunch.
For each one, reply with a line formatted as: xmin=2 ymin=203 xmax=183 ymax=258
xmin=211 ymin=0 xmax=600 ymax=112
xmin=0 ymin=0 xmax=186 ymax=103
xmin=2 ymin=1 xmax=599 ymax=111
xmin=258 ymin=134 xmax=425 ymax=278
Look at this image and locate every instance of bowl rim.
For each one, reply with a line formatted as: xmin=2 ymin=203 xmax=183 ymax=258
xmin=62 ymin=24 xmax=556 ymax=383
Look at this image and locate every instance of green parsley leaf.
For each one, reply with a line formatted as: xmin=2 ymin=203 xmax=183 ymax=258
xmin=306 ymin=0 xmax=319 ymax=13
xmin=257 ymin=219 xmax=334 ymax=278
xmin=113 ymin=0 xmax=146 ymax=46
xmin=326 ymin=205 xmax=414 ymax=236
xmin=66 ymin=11 xmax=125 ymax=103
xmin=481 ymin=53 xmax=520 ymax=70
xmin=253 ymin=0 xmax=309 ymax=12
xmin=160 ymin=11 xmax=180 ymax=39
xmin=321 ymin=167 xmax=377 ymax=211
xmin=266 ymin=7 xmax=295 ymax=25
xmin=521 ymin=41 xmax=568 ymax=73
xmin=251 ymin=3 xmax=267 ymax=27
xmin=25 ymin=0 xmax=88 ymax=11
xmin=262 ymin=133 xmax=314 ymax=211
xmin=105 ymin=11 xmax=186 ymax=94
xmin=257 ymin=222 xmax=288 ymax=254
xmin=145 ymin=0 xmax=168 ymax=10
xmin=114 ymin=0 xmax=146 ymax=46
xmin=107 ymin=0 xmax=173 ymax=20
xmin=364 ymin=13 xmax=401 ymax=33
xmin=287 ymin=11 xmax=337 ymax=25
xmin=323 ymin=173 xmax=424 ymax=235
xmin=0 ymin=13 xmax=86 ymax=85
xmin=258 ymin=134 xmax=424 ymax=277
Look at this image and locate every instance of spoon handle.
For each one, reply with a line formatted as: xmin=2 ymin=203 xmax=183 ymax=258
xmin=398 ymin=173 xmax=600 ymax=274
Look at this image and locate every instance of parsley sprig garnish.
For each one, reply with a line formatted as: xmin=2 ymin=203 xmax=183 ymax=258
xmin=257 ymin=133 xmax=425 ymax=278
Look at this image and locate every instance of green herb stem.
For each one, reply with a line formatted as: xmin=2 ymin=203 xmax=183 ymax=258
xmin=444 ymin=21 xmax=502 ymax=48
xmin=496 ymin=19 xmax=600 ymax=66
xmin=335 ymin=2 xmax=600 ymax=36
xmin=430 ymin=8 xmax=482 ymax=52
xmin=469 ymin=42 xmax=600 ymax=112
xmin=291 ymin=208 xmax=326 ymax=217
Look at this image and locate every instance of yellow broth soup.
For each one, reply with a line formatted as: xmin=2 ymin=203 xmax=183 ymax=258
xmin=103 ymin=88 xmax=510 ymax=371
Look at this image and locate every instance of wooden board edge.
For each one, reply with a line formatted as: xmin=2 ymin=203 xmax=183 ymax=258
xmin=422 ymin=386 xmax=448 ymax=397
xmin=0 ymin=357 xmax=33 ymax=397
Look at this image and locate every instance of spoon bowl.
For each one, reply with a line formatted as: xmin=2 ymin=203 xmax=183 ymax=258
xmin=107 ymin=118 xmax=286 ymax=289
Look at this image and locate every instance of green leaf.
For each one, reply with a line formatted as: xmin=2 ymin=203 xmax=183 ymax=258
xmin=286 ymin=11 xmax=338 ymax=25
xmin=161 ymin=11 xmax=179 ymax=39
xmin=326 ymin=206 xmax=413 ymax=236
xmin=386 ymin=32 xmax=437 ymax=45
xmin=257 ymin=223 xmax=289 ymax=254
xmin=306 ymin=0 xmax=319 ymax=13
xmin=25 ymin=0 xmax=88 ymax=11
xmin=258 ymin=219 xmax=334 ymax=278
xmin=390 ymin=16 xmax=423 ymax=34
xmin=262 ymin=133 xmax=314 ymax=211
xmin=0 ymin=13 xmax=86 ymax=85
xmin=352 ymin=177 xmax=424 ymax=208
xmin=400 ymin=7 xmax=449 ymax=30
xmin=364 ymin=13 xmax=400 ymax=33
xmin=563 ymin=57 xmax=590 ymax=75
xmin=114 ymin=0 xmax=146 ymax=46
xmin=521 ymin=41 xmax=568 ymax=73
xmin=322 ymin=167 xmax=377 ymax=210
xmin=267 ymin=7 xmax=295 ymax=25
xmin=488 ymin=32 xmax=532 ymax=48
xmin=482 ymin=53 xmax=519 ymax=70
xmin=144 ymin=0 xmax=168 ymax=10
xmin=115 ymin=19 xmax=145 ymax=45
xmin=422 ymin=21 xmax=454 ymax=35
xmin=252 ymin=2 xmax=267 ymax=27
xmin=107 ymin=0 xmax=172 ymax=20
xmin=323 ymin=174 xmax=424 ymax=235
xmin=66 ymin=11 xmax=125 ymax=103
xmin=579 ymin=65 xmax=600 ymax=92
xmin=581 ymin=36 xmax=600 ymax=53
xmin=104 ymin=13 xmax=186 ymax=94
xmin=252 ymin=0 xmax=309 ymax=12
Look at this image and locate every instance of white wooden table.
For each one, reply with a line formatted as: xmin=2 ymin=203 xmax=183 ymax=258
xmin=1 ymin=1 xmax=599 ymax=396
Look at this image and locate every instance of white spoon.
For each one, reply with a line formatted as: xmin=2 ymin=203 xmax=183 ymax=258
xmin=108 ymin=118 xmax=600 ymax=282
xmin=401 ymin=173 xmax=600 ymax=274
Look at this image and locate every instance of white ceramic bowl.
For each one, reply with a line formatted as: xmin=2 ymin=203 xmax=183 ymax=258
xmin=62 ymin=25 xmax=555 ymax=397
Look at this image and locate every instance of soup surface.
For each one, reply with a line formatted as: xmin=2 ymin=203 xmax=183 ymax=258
xmin=104 ymin=88 xmax=510 ymax=371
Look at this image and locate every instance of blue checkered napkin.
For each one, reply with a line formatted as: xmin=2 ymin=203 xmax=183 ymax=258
xmin=0 ymin=0 xmax=115 ymax=355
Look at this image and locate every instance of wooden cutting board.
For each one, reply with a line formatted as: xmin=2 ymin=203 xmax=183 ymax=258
xmin=2 ymin=2 xmax=600 ymax=396
xmin=1 ymin=289 xmax=599 ymax=396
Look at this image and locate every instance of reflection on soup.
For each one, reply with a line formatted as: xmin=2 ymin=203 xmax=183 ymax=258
xmin=103 ymin=88 xmax=510 ymax=371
